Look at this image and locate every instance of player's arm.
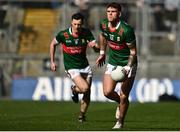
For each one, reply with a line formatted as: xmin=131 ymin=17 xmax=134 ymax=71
xmin=92 ymin=43 xmax=100 ymax=52
xmin=127 ymin=41 xmax=137 ymax=67
xmin=99 ymin=33 xmax=107 ymax=53
xmin=124 ymin=40 xmax=137 ymax=74
xmin=50 ymin=38 xmax=58 ymax=71
xmin=87 ymin=29 xmax=100 ymax=52
xmin=88 ymin=40 xmax=100 ymax=52
xmin=123 ymin=26 xmax=138 ymax=73
xmin=96 ymin=33 xmax=107 ymax=67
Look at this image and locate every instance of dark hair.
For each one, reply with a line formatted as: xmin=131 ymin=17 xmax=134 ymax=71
xmin=107 ymin=2 xmax=121 ymax=12
xmin=71 ymin=12 xmax=84 ymax=23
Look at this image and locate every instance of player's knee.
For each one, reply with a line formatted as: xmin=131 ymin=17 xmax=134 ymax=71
xmin=82 ymin=95 xmax=90 ymax=103
xmin=103 ymin=89 xmax=113 ymax=98
xmin=80 ymin=84 xmax=89 ymax=93
xmin=120 ymin=94 xmax=129 ymax=104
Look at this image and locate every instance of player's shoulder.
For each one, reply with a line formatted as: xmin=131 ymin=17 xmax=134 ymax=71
xmin=57 ymin=28 xmax=69 ymax=35
xmin=100 ymin=18 xmax=108 ymax=31
xmin=121 ymin=21 xmax=134 ymax=30
xmin=100 ymin=18 xmax=108 ymax=27
xmin=101 ymin=18 xmax=109 ymax=24
xmin=60 ymin=28 xmax=69 ymax=34
xmin=121 ymin=20 xmax=134 ymax=32
xmin=81 ymin=27 xmax=92 ymax=34
xmin=56 ymin=28 xmax=70 ymax=39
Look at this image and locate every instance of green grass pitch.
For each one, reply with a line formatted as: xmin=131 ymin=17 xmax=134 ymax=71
xmin=0 ymin=100 xmax=179 ymax=131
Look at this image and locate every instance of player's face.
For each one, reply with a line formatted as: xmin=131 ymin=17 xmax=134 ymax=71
xmin=71 ymin=19 xmax=83 ymax=33
xmin=106 ymin=7 xmax=120 ymax=22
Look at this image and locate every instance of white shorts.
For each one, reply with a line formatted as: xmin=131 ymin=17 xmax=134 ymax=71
xmin=105 ymin=63 xmax=137 ymax=78
xmin=65 ymin=65 xmax=93 ymax=79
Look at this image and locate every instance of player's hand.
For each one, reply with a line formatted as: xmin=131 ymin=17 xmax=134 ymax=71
xmin=88 ymin=41 xmax=100 ymax=52
xmin=96 ymin=54 xmax=106 ymax=67
xmin=51 ymin=62 xmax=57 ymax=71
xmin=123 ymin=65 xmax=131 ymax=75
xmin=88 ymin=41 xmax=97 ymax=48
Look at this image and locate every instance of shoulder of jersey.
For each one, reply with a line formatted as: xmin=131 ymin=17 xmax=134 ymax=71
xmin=101 ymin=18 xmax=108 ymax=25
xmin=81 ymin=27 xmax=91 ymax=35
xmin=58 ymin=28 xmax=68 ymax=35
xmin=100 ymin=18 xmax=108 ymax=30
xmin=60 ymin=28 xmax=70 ymax=39
xmin=121 ymin=21 xmax=134 ymax=31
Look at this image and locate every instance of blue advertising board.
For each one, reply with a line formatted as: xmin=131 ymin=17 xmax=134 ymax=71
xmin=12 ymin=77 xmax=180 ymax=102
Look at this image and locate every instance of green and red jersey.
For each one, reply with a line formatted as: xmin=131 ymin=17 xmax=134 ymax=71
xmin=100 ymin=18 xmax=136 ymax=66
xmin=55 ymin=27 xmax=95 ymax=70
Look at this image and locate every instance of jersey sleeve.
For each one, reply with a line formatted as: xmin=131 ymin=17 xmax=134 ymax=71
xmin=99 ymin=19 xmax=108 ymax=37
xmin=86 ymin=29 xmax=96 ymax=42
xmin=125 ymin=27 xmax=136 ymax=46
xmin=99 ymin=22 xmax=104 ymax=33
xmin=55 ymin=31 xmax=64 ymax=44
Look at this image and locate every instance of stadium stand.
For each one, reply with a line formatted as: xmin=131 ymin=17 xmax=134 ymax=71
xmin=18 ymin=8 xmax=59 ymax=54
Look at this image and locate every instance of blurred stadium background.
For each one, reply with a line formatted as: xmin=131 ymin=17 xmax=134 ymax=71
xmin=0 ymin=0 xmax=180 ymax=102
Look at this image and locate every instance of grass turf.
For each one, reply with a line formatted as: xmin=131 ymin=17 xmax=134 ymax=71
xmin=0 ymin=100 xmax=179 ymax=131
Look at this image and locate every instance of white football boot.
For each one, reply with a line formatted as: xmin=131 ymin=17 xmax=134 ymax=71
xmin=112 ymin=120 xmax=123 ymax=129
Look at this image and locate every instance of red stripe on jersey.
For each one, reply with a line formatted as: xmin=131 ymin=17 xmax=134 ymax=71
xmin=107 ymin=41 xmax=127 ymax=50
xmin=62 ymin=44 xmax=86 ymax=54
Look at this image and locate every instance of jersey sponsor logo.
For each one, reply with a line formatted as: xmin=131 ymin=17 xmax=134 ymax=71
xmin=65 ymin=40 xmax=72 ymax=43
xmin=107 ymin=41 xmax=127 ymax=50
xmin=62 ymin=43 xmax=86 ymax=54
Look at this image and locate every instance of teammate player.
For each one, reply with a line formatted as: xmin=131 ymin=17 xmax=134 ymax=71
xmin=50 ymin=12 xmax=99 ymax=122
xmin=96 ymin=2 xmax=138 ymax=129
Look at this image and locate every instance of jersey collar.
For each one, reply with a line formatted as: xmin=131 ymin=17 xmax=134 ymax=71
xmin=108 ymin=21 xmax=121 ymax=30
xmin=69 ymin=27 xmax=72 ymax=35
xmin=69 ymin=27 xmax=79 ymax=38
xmin=108 ymin=20 xmax=121 ymax=33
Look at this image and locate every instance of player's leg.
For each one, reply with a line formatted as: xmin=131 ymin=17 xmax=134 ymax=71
xmin=78 ymin=76 xmax=92 ymax=122
xmin=120 ymin=77 xmax=134 ymax=125
xmin=113 ymin=64 xmax=137 ymax=129
xmin=103 ymin=74 xmax=120 ymax=103
xmin=78 ymin=66 xmax=93 ymax=122
xmin=72 ymin=66 xmax=92 ymax=122
xmin=72 ymin=75 xmax=89 ymax=93
xmin=66 ymin=69 xmax=89 ymax=103
xmin=72 ymin=66 xmax=92 ymax=94
xmin=72 ymin=74 xmax=91 ymax=122
xmin=103 ymin=64 xmax=120 ymax=103
xmin=103 ymin=64 xmax=121 ymax=120
xmin=113 ymin=77 xmax=135 ymax=129
xmin=71 ymin=74 xmax=90 ymax=103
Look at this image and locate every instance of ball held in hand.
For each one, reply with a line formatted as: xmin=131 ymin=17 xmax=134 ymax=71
xmin=111 ymin=66 xmax=126 ymax=82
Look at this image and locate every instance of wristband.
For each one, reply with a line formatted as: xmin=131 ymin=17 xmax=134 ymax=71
xmin=100 ymin=50 xmax=105 ymax=55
